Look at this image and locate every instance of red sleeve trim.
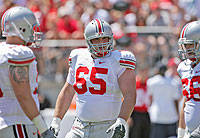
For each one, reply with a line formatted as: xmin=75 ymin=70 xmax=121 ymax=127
xmin=119 ymin=60 xmax=136 ymax=66
xmin=8 ymin=57 xmax=36 ymax=65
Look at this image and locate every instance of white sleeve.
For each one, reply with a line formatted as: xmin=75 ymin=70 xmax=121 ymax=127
xmin=147 ymin=79 xmax=153 ymax=95
xmin=119 ymin=50 xmax=136 ymax=70
xmin=66 ymin=67 xmax=75 ymax=85
xmin=115 ymin=50 xmax=136 ymax=78
xmin=177 ymin=61 xmax=185 ymax=78
xmin=7 ymin=46 xmax=35 ymax=66
xmin=66 ymin=49 xmax=78 ymax=85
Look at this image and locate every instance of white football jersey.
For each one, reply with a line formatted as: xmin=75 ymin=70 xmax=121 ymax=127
xmin=177 ymin=60 xmax=200 ymax=132
xmin=67 ymin=48 xmax=136 ymax=122
xmin=177 ymin=59 xmax=200 ymax=102
xmin=0 ymin=42 xmax=39 ymax=129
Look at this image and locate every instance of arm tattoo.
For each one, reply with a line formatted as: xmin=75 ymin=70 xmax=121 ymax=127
xmin=9 ymin=65 xmax=29 ymax=84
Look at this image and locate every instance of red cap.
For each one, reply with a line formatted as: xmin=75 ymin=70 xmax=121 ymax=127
xmin=167 ymin=57 xmax=180 ymax=67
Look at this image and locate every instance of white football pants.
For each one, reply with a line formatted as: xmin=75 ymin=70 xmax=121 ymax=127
xmin=65 ymin=117 xmax=116 ymax=138
xmin=0 ymin=124 xmax=38 ymax=138
xmin=184 ymin=100 xmax=200 ymax=133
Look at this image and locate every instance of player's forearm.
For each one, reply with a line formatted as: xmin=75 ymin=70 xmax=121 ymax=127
xmin=118 ymin=92 xmax=136 ymax=121
xmin=54 ymin=82 xmax=75 ymax=120
xmin=118 ymin=69 xmax=136 ymax=121
xmin=175 ymin=100 xmax=179 ymax=116
xmin=15 ymin=88 xmax=48 ymax=134
xmin=16 ymin=94 xmax=40 ymax=120
xmin=12 ymin=80 xmax=40 ymax=120
xmin=179 ymin=99 xmax=186 ymax=128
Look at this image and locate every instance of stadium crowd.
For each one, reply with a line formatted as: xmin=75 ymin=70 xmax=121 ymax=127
xmin=1 ymin=0 xmax=200 ymax=83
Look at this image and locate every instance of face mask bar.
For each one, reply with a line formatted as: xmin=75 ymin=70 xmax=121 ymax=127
xmin=24 ymin=17 xmax=43 ymax=48
xmin=88 ymin=37 xmax=113 ymax=57
xmin=30 ymin=24 xmax=43 ymax=48
xmin=178 ymin=38 xmax=200 ymax=61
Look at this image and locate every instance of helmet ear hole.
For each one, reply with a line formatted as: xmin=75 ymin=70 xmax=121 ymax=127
xmin=19 ymin=27 xmax=26 ymax=32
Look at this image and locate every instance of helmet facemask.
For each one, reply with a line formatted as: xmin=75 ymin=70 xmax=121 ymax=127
xmin=84 ymin=19 xmax=114 ymax=58
xmin=178 ymin=38 xmax=200 ymax=62
xmin=87 ymin=36 xmax=113 ymax=58
xmin=31 ymin=23 xmax=43 ymax=48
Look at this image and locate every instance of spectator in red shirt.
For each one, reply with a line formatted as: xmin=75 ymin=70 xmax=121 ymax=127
xmin=56 ymin=7 xmax=80 ymax=39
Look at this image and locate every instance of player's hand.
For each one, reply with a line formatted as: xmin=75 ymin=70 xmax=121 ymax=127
xmin=189 ymin=126 xmax=200 ymax=138
xmin=41 ymin=129 xmax=56 ymax=138
xmin=106 ymin=118 xmax=127 ymax=138
xmin=184 ymin=131 xmax=191 ymax=138
xmin=50 ymin=117 xmax=61 ymax=136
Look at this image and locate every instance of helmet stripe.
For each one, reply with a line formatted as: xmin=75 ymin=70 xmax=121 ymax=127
xmin=181 ymin=23 xmax=190 ymax=38
xmin=1 ymin=11 xmax=7 ymax=32
xmin=95 ymin=19 xmax=102 ymax=34
xmin=101 ymin=20 xmax=104 ymax=32
xmin=1 ymin=10 xmax=9 ymax=32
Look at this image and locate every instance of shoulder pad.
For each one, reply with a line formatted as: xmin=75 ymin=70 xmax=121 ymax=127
xmin=7 ymin=46 xmax=35 ymax=66
xmin=177 ymin=62 xmax=182 ymax=76
xmin=68 ymin=49 xmax=80 ymax=67
xmin=114 ymin=50 xmax=136 ymax=70
xmin=177 ymin=60 xmax=191 ymax=77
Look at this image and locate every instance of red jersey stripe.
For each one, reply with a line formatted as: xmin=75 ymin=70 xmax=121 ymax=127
xmin=17 ymin=124 xmax=24 ymax=138
xmin=8 ymin=57 xmax=36 ymax=65
xmin=95 ymin=19 xmax=102 ymax=34
xmin=120 ymin=60 xmax=136 ymax=66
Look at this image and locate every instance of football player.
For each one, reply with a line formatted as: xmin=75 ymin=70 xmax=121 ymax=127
xmin=50 ymin=19 xmax=137 ymax=138
xmin=177 ymin=21 xmax=200 ymax=138
xmin=0 ymin=6 xmax=55 ymax=138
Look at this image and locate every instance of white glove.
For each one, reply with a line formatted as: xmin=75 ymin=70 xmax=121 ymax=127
xmin=50 ymin=117 xmax=61 ymax=136
xmin=190 ymin=126 xmax=200 ymax=138
xmin=178 ymin=128 xmax=185 ymax=138
xmin=184 ymin=128 xmax=191 ymax=138
xmin=106 ymin=118 xmax=127 ymax=138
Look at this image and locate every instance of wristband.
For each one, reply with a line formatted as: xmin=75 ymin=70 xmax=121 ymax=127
xmin=116 ymin=118 xmax=128 ymax=127
xmin=32 ymin=114 xmax=48 ymax=134
xmin=51 ymin=117 xmax=61 ymax=126
xmin=178 ymin=128 xmax=185 ymax=138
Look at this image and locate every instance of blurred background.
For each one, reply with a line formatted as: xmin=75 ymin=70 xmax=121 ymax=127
xmin=0 ymin=0 xmax=200 ymax=137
